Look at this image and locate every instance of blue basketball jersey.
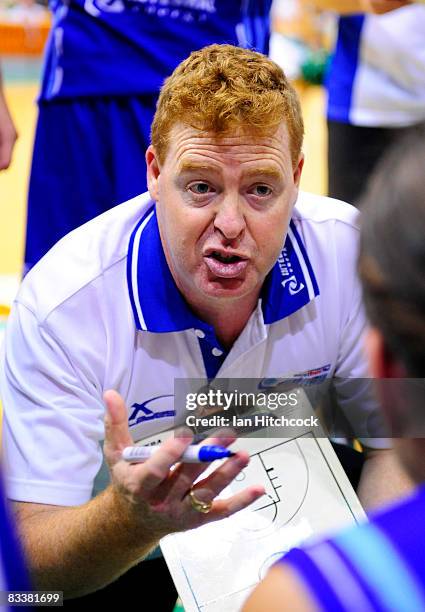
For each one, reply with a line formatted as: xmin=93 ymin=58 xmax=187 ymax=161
xmin=281 ymin=484 xmax=425 ymax=611
xmin=40 ymin=0 xmax=271 ymax=100
xmin=326 ymin=6 xmax=425 ymax=128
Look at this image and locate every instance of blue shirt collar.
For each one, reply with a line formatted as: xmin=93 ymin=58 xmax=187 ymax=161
xmin=127 ymin=203 xmax=319 ymax=332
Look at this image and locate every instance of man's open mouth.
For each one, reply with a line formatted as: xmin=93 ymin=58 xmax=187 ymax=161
xmin=208 ymin=251 xmax=244 ymax=264
xmin=204 ymin=250 xmax=249 ymax=279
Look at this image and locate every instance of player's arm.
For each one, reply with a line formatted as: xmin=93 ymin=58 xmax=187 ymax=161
xmin=13 ymin=491 xmax=153 ymax=598
xmin=304 ymin=0 xmax=412 ymax=15
xmin=0 ymin=65 xmax=18 ymax=170
xmin=13 ymin=391 xmax=264 ymax=599
xmin=242 ymin=564 xmax=318 ymax=612
xmin=2 ymin=300 xmax=263 ymax=598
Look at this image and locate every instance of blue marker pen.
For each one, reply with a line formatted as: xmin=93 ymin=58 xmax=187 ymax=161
xmin=122 ymin=444 xmax=235 ymax=463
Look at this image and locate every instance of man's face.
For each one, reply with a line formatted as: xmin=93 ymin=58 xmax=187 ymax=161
xmin=146 ymin=122 xmax=303 ymax=310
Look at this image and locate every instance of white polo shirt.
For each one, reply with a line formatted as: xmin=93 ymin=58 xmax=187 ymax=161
xmin=0 ymin=191 xmax=386 ymax=507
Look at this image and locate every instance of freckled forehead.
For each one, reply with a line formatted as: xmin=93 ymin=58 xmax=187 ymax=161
xmin=167 ymin=122 xmax=292 ymax=169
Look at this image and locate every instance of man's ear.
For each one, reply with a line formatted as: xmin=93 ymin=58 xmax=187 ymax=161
xmin=146 ymin=145 xmax=161 ymax=201
xmin=365 ymin=327 xmax=406 ymax=378
xmin=293 ymin=153 xmax=304 ymax=188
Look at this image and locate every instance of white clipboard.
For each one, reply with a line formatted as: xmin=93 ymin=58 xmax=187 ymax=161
xmin=157 ymin=392 xmax=366 ymax=612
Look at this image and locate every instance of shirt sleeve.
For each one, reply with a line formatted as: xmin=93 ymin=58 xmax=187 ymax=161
xmin=0 ymin=301 xmax=106 ymax=506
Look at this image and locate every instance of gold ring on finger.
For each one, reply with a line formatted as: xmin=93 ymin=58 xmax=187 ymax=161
xmin=188 ymin=488 xmax=213 ymax=514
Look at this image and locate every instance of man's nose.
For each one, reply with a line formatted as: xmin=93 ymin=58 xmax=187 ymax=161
xmin=213 ymin=195 xmax=246 ymax=240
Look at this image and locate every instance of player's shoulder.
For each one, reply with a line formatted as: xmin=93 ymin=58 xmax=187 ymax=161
xmin=17 ymin=192 xmax=153 ymax=321
xmin=293 ymin=190 xmax=360 ymax=233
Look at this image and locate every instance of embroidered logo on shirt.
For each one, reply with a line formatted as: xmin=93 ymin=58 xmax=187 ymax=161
xmin=259 ymin=364 xmax=331 ymax=389
xmin=128 ymin=394 xmax=175 ymax=427
xmin=277 ymin=245 xmax=305 ymax=295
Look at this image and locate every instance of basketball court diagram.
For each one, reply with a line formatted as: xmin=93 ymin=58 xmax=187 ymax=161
xmin=162 ymin=432 xmax=366 ymax=612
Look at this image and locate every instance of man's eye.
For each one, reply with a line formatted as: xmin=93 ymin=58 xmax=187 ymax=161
xmin=189 ymin=182 xmax=212 ymax=195
xmin=253 ymin=185 xmax=272 ymax=197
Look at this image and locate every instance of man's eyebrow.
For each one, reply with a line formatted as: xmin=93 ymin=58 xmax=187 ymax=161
xmin=243 ymin=167 xmax=283 ymax=180
xmin=177 ymin=161 xmax=220 ymax=174
xmin=177 ymin=161 xmax=283 ymax=180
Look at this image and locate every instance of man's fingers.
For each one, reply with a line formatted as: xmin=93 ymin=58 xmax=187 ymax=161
xmin=140 ymin=434 xmax=194 ymax=493
xmin=212 ymin=485 xmax=265 ymax=517
xmin=187 ymin=450 xmax=250 ymax=504
xmin=119 ymin=432 xmax=234 ymax=502
xmin=169 ymin=432 xmax=237 ymax=499
xmin=103 ymin=389 xmax=134 ymax=461
xmin=204 ymin=485 xmax=265 ymax=522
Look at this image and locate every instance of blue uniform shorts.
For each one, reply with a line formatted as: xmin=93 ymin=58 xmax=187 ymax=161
xmin=25 ymin=95 xmax=157 ymax=272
